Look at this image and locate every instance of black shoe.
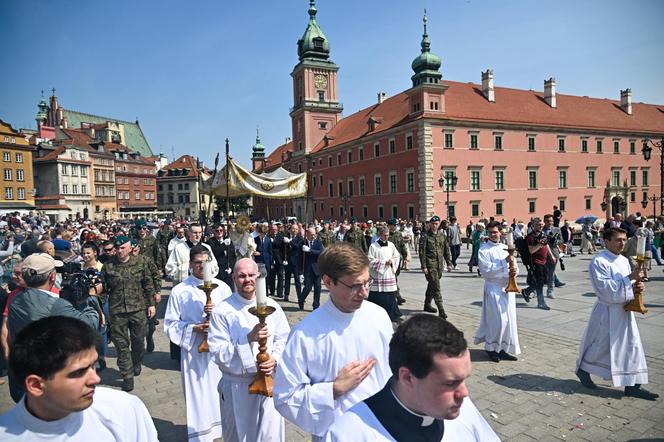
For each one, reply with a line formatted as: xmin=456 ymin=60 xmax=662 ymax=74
xmin=537 ymin=304 xmax=551 ymax=311
xmin=438 ymin=311 xmax=448 ymax=320
xmin=122 ymin=378 xmax=134 ymax=392
xmin=555 ymin=282 xmax=566 ymax=288
xmin=576 ymin=369 xmax=597 ymax=389
xmin=133 ymin=364 xmax=142 ymax=377
xmin=521 ymin=289 xmax=531 ymax=303
xmin=298 ymin=302 xmax=304 ymax=311
xmin=486 ymin=351 xmax=500 ymax=363
xmin=146 ymin=338 xmax=155 ymax=353
xmin=423 ymin=304 xmax=437 ymax=313
xmin=625 ymin=386 xmax=659 ymax=400
xmin=397 ymin=297 xmax=406 ymax=305
xmin=498 ymin=351 xmax=518 ymax=361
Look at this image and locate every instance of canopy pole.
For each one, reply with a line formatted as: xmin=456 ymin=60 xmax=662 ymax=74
xmin=225 ymin=138 xmax=230 ymax=219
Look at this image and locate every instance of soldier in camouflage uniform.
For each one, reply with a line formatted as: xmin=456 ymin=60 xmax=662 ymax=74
xmin=318 ymin=220 xmax=336 ymax=248
xmin=418 ymin=215 xmax=453 ymax=319
xmin=102 ymin=235 xmax=156 ymax=392
xmin=344 ymin=217 xmax=368 ymax=254
xmin=135 ymin=220 xmax=162 ymax=353
xmin=156 ymin=220 xmax=174 ymax=275
xmin=387 ymin=218 xmax=408 ymax=305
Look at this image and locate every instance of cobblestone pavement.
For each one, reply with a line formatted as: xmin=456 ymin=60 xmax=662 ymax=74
xmin=1 ymin=247 xmax=663 ymax=441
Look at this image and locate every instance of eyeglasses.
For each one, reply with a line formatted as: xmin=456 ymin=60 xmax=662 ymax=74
xmin=103 ymin=248 xmax=114 ymax=252
xmin=336 ymin=277 xmax=374 ymax=295
xmin=140 ymin=227 xmax=149 ymax=230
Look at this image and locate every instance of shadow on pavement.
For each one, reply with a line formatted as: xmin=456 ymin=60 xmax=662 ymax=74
xmin=152 ymin=417 xmax=187 ymax=442
xmin=142 ymin=352 xmax=180 ymax=371
xmin=581 ymin=292 xmax=596 ymax=297
xmin=99 ymin=366 xmax=123 ymax=388
xmin=487 ymin=373 xmax=625 ymax=399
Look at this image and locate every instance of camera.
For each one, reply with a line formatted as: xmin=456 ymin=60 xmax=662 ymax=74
xmin=60 ymin=268 xmax=101 ymax=307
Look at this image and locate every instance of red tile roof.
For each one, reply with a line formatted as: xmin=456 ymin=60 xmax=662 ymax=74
xmin=159 ymin=155 xmax=205 ymax=178
xmin=60 ymin=128 xmax=94 ymax=147
xmin=256 ymin=140 xmax=294 ymax=171
xmin=310 ymin=80 xmax=664 ymax=152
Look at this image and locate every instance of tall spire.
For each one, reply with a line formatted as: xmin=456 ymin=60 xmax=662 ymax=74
xmin=252 ymin=125 xmax=265 ymax=159
xmin=411 ymin=10 xmax=442 ymax=87
xmin=421 ymin=10 xmax=431 ymax=53
xmin=297 ymin=0 xmax=331 ymax=61
xmin=36 ymin=90 xmax=48 ymax=125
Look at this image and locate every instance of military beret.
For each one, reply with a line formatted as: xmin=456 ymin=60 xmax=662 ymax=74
xmin=350 ymin=216 xmax=357 ymax=223
xmin=113 ymin=235 xmax=131 ymax=247
xmin=164 ymin=219 xmax=172 ymax=225
xmin=387 ymin=218 xmax=398 ymax=226
xmin=430 ymin=215 xmax=441 ymax=223
xmin=131 ymin=238 xmax=139 ymax=247
xmin=134 ymin=219 xmax=147 ymax=228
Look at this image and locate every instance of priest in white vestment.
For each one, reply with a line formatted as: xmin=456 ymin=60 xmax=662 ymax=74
xmin=166 ymin=224 xmax=219 ymax=283
xmin=273 ymin=242 xmax=394 ymax=440
xmin=576 ymin=227 xmax=658 ymax=401
xmin=164 ymin=244 xmax=232 ymax=442
xmin=474 ymin=221 xmax=520 ymax=363
xmin=207 ymin=258 xmax=290 ymax=442
xmin=367 ymin=226 xmax=402 ymax=322
xmin=323 ymin=315 xmax=499 ymax=442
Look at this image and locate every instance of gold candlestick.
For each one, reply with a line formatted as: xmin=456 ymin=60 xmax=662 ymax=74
xmin=248 ymin=305 xmax=276 ymax=397
xmin=197 ymin=282 xmax=218 ymax=353
xmin=625 ymin=256 xmax=649 ymax=314
xmin=504 ymin=247 xmax=521 ymax=293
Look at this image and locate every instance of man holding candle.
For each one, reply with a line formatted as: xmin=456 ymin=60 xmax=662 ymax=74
xmin=576 ymin=227 xmax=658 ymax=401
xmin=164 ymin=244 xmax=232 ymax=442
xmin=474 ymin=221 xmax=520 ymax=363
xmin=207 ymin=258 xmax=290 ymax=441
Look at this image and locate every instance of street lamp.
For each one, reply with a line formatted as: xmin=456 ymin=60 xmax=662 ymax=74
xmin=340 ymin=192 xmax=351 ymax=220
xmin=642 ymin=137 xmax=664 ymax=216
xmin=642 ymin=194 xmax=662 ymax=221
xmin=439 ymin=173 xmax=458 ymax=220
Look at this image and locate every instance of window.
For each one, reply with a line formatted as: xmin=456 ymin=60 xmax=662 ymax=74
xmin=348 ymin=180 xmax=354 ymax=197
xmin=587 ymin=169 xmax=596 ymax=188
xmin=347 ymin=151 xmax=352 ymax=163
xmin=144 ymin=178 xmax=150 ymax=185
xmin=71 ymin=165 xmax=78 ymax=176
xmin=61 ymin=164 xmax=68 ymax=175
xmin=62 ymin=184 xmax=68 ymax=194
xmin=470 ymin=170 xmax=481 ymax=191
xmin=494 ymin=170 xmax=504 ymax=190
xmin=528 ymin=136 xmax=536 ymax=151
xmin=4 ymin=187 xmax=12 ymax=199
xmin=327 ymin=156 xmax=332 ymax=167
xmin=528 ymin=199 xmax=536 ymax=213
xmin=389 ymin=173 xmax=397 ymax=193
xmin=470 ymin=134 xmax=478 ymax=150
xmin=318 ymin=91 xmax=325 ymax=102
xmin=581 ymin=138 xmax=588 ymax=153
xmin=17 ymin=188 xmax=25 ymax=200
xmin=82 ymin=184 xmax=87 ymax=194
xmin=558 ymin=137 xmax=566 ymax=152
xmin=444 ymin=133 xmax=453 ymax=148
xmin=81 ymin=166 xmax=87 ymax=177
xmin=328 ymin=182 xmax=333 ymax=197
xmin=596 ymin=139 xmax=603 ymax=153
xmin=337 ymin=153 xmax=342 ymax=166
xmin=377 ymin=205 xmax=384 ymax=219
xmin=330 ymin=206 xmax=334 ymax=218
xmin=444 ymin=170 xmax=457 ymax=191
xmin=3 ymin=169 xmax=11 ymax=181
xmin=359 ymin=177 xmax=365 ymax=196
xmin=471 ymin=202 xmax=480 ymax=217
xmin=11 ymin=137 xmax=15 ymax=144
xmin=630 ymin=191 xmax=635 ymax=202
xmin=389 ymin=139 xmax=396 ymax=153
xmin=72 ymin=184 xmax=78 ymax=194
xmin=559 ymin=170 xmax=567 ymax=189
xmin=135 ymin=191 xmax=141 ymax=200
xmin=374 ymin=143 xmax=380 ymax=157
xmin=630 ymin=170 xmax=637 ymax=186
xmin=528 ymin=169 xmax=538 ymax=189
xmin=359 ymin=147 xmax=364 ymax=161
xmin=312 ymin=176 xmax=317 ymax=187
xmin=612 ymin=169 xmax=621 ymax=187
xmin=318 ymin=122 xmax=327 ymax=130
xmin=495 ymin=202 xmax=503 ymax=216
xmin=406 ymin=135 xmax=413 ymax=150
xmin=585 ymin=197 xmax=592 ymax=210
xmin=2 ymin=152 xmax=10 ymax=162
xmin=363 ymin=206 xmax=368 ymax=218
xmin=406 ymin=171 xmax=414 ymax=192
xmin=494 ymin=134 xmax=503 ymax=150
xmin=614 ymin=140 xmax=620 ymax=154
xmin=375 ymin=175 xmax=382 ymax=195
xmin=630 ymin=141 xmax=636 ymax=154
xmin=408 ymin=205 xmax=415 ymax=220
xmin=643 ymin=170 xmax=649 ymax=186
xmin=95 ymin=170 xmax=100 ymax=181
xmin=338 ymin=181 xmax=343 ymax=197
xmin=559 ymin=199 xmax=566 ymax=212
xmin=15 ymin=153 xmax=23 ymax=163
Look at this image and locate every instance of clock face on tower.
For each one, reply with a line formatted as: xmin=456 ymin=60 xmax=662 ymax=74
xmin=314 ymin=74 xmax=328 ymax=90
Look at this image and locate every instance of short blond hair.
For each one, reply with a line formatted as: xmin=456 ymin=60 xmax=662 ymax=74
xmin=318 ymin=242 xmax=368 ymax=283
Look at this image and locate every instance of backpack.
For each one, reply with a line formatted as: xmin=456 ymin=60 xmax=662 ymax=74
xmin=515 ymin=236 xmax=531 ymax=268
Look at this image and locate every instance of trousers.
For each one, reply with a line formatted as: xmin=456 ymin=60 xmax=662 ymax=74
xmin=110 ymin=310 xmax=147 ymax=380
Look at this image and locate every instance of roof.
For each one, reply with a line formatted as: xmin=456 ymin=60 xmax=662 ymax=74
xmin=36 ymin=204 xmax=71 ymax=210
xmin=310 ymin=80 xmax=664 ymax=153
xmin=0 ymin=202 xmax=36 ymax=209
xmin=158 ymin=155 xmax=206 ymax=179
xmin=256 ymin=140 xmax=294 ymax=172
xmin=62 ymin=109 xmax=153 ymax=156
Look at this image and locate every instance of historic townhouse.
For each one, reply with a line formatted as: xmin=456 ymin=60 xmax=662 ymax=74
xmin=156 ymin=155 xmax=211 ymax=219
xmin=0 ymin=120 xmax=36 ymax=212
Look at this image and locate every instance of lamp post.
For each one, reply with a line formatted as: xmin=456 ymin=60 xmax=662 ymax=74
xmin=340 ymin=192 xmax=351 ymax=220
xmin=438 ymin=173 xmax=458 ymax=220
xmin=642 ymin=137 xmax=664 ymax=217
xmin=642 ymin=194 xmax=662 ymax=221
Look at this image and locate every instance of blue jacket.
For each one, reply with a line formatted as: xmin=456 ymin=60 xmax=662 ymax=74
xmin=302 ymin=237 xmax=323 ymax=276
xmin=253 ymin=234 xmax=273 ymax=270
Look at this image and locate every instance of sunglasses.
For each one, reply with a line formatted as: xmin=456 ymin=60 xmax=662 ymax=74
xmin=103 ymin=248 xmax=114 ymax=252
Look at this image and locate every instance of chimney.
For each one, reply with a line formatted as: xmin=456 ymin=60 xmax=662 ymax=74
xmin=620 ymin=88 xmax=632 ymax=115
xmin=481 ymin=69 xmax=495 ymax=102
xmin=377 ymin=92 xmax=386 ymax=104
xmin=544 ymin=77 xmax=556 ymax=108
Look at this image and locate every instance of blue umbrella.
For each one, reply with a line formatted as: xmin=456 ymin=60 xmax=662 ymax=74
xmin=575 ymin=215 xmax=598 ymax=224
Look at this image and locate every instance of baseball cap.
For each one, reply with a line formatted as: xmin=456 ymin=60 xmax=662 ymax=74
xmin=23 ymin=253 xmax=63 ymax=275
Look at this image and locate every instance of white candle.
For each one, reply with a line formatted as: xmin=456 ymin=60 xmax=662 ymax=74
xmin=203 ymin=258 xmax=213 ymax=283
xmin=636 ymin=234 xmax=646 ymax=257
xmin=506 ymin=231 xmax=514 ymax=249
xmin=255 ymin=276 xmax=267 ymax=307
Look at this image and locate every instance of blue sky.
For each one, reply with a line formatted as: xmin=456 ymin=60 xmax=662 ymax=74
xmin=1 ymin=0 xmax=663 ymax=169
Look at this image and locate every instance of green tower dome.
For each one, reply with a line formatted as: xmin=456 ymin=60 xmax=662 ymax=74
xmin=411 ymin=12 xmax=442 ymax=86
xmin=36 ymin=90 xmax=48 ymax=122
xmin=252 ymin=128 xmax=265 ymax=159
xmin=297 ymin=0 xmax=330 ymax=61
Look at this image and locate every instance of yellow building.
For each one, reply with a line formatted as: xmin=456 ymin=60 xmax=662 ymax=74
xmin=0 ymin=120 xmax=35 ymax=212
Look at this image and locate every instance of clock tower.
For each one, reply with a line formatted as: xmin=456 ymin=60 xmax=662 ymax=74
xmin=290 ymin=0 xmax=343 ymax=157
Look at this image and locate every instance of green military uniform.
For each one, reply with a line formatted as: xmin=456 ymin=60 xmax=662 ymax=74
xmin=156 ymin=224 xmax=174 ymax=272
xmin=388 ymin=219 xmax=408 ymax=304
xmin=418 ymin=216 xmax=452 ymax=318
xmin=318 ymin=225 xmax=336 ymax=248
xmin=102 ymin=239 xmax=155 ymax=388
xmin=344 ymin=223 xmax=368 ymax=254
xmin=135 ymin=224 xmax=162 ymax=354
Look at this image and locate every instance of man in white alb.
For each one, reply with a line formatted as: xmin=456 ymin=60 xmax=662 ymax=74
xmin=474 ymin=221 xmax=520 ymax=363
xmin=164 ymin=244 xmax=232 ymax=441
xmin=166 ymin=223 xmax=219 ymax=284
xmin=0 ymin=316 xmax=157 ymax=441
xmin=576 ymin=227 xmax=658 ymax=401
xmin=207 ymin=258 xmax=290 ymax=441
xmin=273 ymin=242 xmax=394 ymax=440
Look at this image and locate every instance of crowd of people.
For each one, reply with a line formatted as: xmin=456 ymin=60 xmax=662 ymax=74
xmin=0 ymin=207 xmax=661 ymax=441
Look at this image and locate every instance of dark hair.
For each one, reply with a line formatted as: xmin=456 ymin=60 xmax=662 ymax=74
xmin=189 ymin=244 xmax=210 ymax=261
xmin=543 ymin=214 xmax=553 ymax=222
xmin=603 ymin=227 xmax=626 ymax=241
xmin=318 ymin=242 xmax=369 ymax=283
xmin=389 ymin=314 xmax=467 ymax=379
xmin=10 ymin=316 xmax=100 ymax=386
xmin=486 ymin=220 xmax=502 ymax=231
xmin=81 ymin=241 xmax=99 ymax=255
